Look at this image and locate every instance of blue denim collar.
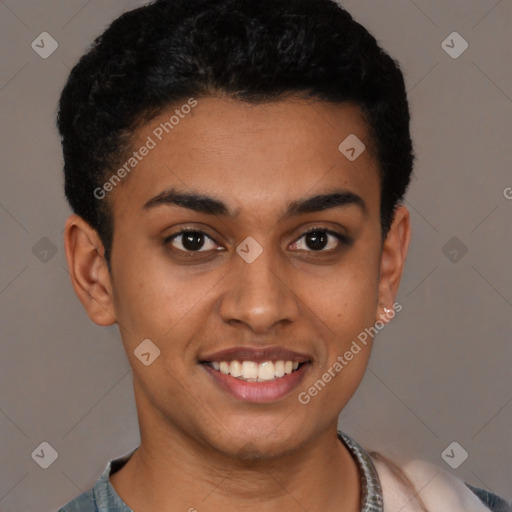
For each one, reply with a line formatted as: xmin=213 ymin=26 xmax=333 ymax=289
xmin=338 ymin=431 xmax=383 ymax=511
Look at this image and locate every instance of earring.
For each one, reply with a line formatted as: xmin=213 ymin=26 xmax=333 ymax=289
xmin=380 ymin=304 xmax=393 ymax=315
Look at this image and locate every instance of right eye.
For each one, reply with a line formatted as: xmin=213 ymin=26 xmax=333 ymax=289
xmin=164 ymin=229 xmax=223 ymax=254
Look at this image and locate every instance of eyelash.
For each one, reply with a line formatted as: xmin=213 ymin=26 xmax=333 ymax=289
xmin=164 ymin=226 xmax=352 ymax=256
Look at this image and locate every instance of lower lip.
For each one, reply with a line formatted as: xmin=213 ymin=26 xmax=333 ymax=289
xmin=202 ymin=363 xmax=310 ymax=403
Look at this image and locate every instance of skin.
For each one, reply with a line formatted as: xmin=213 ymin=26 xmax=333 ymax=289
xmin=64 ymin=96 xmax=410 ymax=511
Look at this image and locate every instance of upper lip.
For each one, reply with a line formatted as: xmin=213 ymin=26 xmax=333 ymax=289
xmin=199 ymin=346 xmax=311 ymax=364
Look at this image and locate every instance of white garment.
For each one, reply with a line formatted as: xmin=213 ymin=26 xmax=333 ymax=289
xmin=374 ymin=458 xmax=492 ymax=512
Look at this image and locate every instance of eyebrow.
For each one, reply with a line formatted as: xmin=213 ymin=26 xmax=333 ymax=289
xmin=143 ymin=187 xmax=367 ymax=219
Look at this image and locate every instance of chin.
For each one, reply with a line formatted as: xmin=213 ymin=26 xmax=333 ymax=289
xmin=221 ymin=439 xmax=296 ymax=463
xmin=205 ymin=421 xmax=306 ymax=463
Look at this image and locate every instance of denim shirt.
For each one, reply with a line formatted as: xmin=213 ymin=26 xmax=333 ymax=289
xmin=58 ymin=432 xmax=510 ymax=512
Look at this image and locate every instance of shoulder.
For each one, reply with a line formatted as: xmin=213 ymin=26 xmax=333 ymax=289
xmin=57 ymin=490 xmax=97 ymax=512
xmin=57 ymin=449 xmax=137 ymax=512
xmin=373 ymin=457 xmax=510 ymax=512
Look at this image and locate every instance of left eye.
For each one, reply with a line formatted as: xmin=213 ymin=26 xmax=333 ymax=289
xmin=290 ymin=229 xmax=348 ymax=252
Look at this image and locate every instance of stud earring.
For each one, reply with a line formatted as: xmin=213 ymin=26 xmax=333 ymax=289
xmin=380 ymin=304 xmax=393 ymax=315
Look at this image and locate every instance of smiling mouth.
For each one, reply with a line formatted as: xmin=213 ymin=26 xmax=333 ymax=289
xmin=204 ymin=360 xmax=304 ymax=382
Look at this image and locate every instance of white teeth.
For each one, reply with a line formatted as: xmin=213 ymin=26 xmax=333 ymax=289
xmin=209 ymin=359 xmax=302 ymax=381
xmin=258 ymin=361 xmax=275 ymax=381
xmin=241 ymin=361 xmax=259 ymax=379
xmin=229 ymin=360 xmax=242 ymax=377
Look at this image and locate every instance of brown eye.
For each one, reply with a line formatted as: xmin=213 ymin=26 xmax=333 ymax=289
xmin=290 ymin=228 xmax=352 ymax=252
xmin=165 ymin=230 xmax=221 ymax=253
xmin=304 ymin=230 xmax=329 ymax=251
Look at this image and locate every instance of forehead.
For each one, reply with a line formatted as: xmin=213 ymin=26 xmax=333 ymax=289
xmin=110 ymin=96 xmax=380 ymax=219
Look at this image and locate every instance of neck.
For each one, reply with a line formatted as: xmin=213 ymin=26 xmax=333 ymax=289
xmin=110 ymin=421 xmax=361 ymax=512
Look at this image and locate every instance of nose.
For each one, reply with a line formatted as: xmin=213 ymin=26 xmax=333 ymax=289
xmin=219 ymin=246 xmax=300 ymax=334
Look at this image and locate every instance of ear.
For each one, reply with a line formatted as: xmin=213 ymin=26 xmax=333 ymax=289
xmin=64 ymin=214 xmax=117 ymax=326
xmin=376 ymin=205 xmax=411 ymax=322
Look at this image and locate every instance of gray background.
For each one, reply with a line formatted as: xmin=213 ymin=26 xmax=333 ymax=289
xmin=0 ymin=1 xmax=510 ymax=510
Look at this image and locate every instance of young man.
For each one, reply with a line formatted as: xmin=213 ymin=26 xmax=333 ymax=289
xmin=57 ymin=0 xmax=510 ymax=510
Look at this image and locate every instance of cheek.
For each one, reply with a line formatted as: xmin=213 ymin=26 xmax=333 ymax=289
xmin=113 ymin=272 xmax=189 ymax=337
xmin=306 ymin=256 xmax=380 ymax=341
xmin=110 ymin=242 xmax=177 ymax=337
xmin=328 ymin=257 xmax=381 ymax=384
xmin=110 ymin=246 xmax=222 ymax=349
xmin=301 ymin=268 xmax=378 ymax=411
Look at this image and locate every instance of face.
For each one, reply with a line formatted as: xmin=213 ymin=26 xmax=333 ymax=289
xmin=67 ymin=96 xmax=409 ymax=460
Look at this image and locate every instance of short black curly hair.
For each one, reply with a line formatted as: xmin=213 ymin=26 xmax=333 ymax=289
xmin=57 ymin=0 xmax=414 ymax=263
